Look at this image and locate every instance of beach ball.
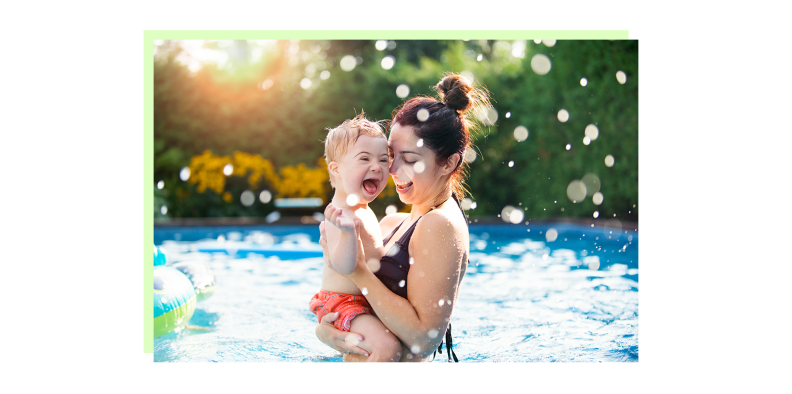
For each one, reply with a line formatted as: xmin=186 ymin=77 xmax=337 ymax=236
xmin=153 ymin=266 xmax=196 ymax=337
xmin=171 ymin=261 xmax=217 ymax=302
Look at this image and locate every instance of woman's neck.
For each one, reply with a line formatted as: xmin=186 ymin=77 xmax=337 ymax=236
xmin=409 ymin=187 xmax=452 ymax=220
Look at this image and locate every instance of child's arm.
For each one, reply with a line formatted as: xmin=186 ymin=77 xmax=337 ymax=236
xmin=324 ymin=204 xmax=358 ymax=275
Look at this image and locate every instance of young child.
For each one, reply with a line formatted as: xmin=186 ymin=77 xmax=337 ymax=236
xmin=309 ymin=113 xmax=402 ymax=362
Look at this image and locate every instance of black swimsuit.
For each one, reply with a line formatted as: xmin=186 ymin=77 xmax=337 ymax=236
xmin=374 ymin=193 xmax=465 ymax=362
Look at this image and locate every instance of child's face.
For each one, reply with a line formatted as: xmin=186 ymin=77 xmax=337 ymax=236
xmin=333 ymin=135 xmax=390 ymax=204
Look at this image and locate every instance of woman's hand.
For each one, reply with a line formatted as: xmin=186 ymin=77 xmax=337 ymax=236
xmin=318 ymin=221 xmax=335 ymax=271
xmin=314 ymin=312 xmax=370 ymax=358
xmin=349 ymin=221 xmax=373 ymax=280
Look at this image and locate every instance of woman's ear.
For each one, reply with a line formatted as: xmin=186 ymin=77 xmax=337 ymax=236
xmin=441 ymin=153 xmax=461 ymax=176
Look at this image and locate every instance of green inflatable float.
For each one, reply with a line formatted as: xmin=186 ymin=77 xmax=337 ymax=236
xmin=153 ymin=265 xmax=197 ymax=337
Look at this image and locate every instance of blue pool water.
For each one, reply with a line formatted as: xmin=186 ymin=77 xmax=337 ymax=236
xmin=153 ymin=222 xmax=638 ymax=362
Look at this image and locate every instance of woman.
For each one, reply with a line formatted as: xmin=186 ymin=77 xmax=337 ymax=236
xmin=316 ymin=74 xmax=490 ymax=362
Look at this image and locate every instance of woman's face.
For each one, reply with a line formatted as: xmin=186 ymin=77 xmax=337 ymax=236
xmin=388 ymin=123 xmax=446 ymax=206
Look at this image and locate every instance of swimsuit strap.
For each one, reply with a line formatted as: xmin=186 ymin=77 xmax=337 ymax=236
xmin=382 ymin=196 xmax=450 ymax=245
xmin=433 ymin=323 xmax=459 ymax=362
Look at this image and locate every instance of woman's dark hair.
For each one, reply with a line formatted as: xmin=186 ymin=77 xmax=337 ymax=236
xmin=391 ymin=73 xmax=491 ymax=199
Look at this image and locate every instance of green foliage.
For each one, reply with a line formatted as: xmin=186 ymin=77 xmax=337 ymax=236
xmin=153 ymin=40 xmax=638 ymax=221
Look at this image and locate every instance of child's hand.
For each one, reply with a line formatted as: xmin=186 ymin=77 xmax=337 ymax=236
xmin=324 ymin=203 xmax=355 ymax=232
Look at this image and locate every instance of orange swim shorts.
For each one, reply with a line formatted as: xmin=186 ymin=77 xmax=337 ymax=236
xmin=309 ymin=290 xmax=372 ymax=332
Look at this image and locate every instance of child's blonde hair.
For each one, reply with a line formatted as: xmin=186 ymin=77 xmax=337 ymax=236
xmin=323 ymin=111 xmax=387 ymax=189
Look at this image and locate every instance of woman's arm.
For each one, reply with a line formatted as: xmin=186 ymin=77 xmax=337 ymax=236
xmin=348 ymin=212 xmax=466 ymax=360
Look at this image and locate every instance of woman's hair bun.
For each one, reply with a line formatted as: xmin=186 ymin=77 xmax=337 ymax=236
xmin=436 ymin=74 xmax=473 ymax=112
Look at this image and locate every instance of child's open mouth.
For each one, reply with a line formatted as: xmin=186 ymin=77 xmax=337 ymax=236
xmin=362 ymin=178 xmax=379 ymax=195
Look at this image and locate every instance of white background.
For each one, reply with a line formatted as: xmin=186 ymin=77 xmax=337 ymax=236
xmin=2 ymin=0 xmax=790 ymax=392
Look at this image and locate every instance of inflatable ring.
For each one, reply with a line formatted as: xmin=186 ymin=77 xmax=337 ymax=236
xmin=153 ymin=266 xmax=196 ymax=337
xmin=171 ymin=261 xmax=217 ymax=302
xmin=154 ymin=246 xmax=167 ymax=266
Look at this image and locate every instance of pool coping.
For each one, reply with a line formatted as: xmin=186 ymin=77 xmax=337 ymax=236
xmin=154 ymin=216 xmax=638 ymax=230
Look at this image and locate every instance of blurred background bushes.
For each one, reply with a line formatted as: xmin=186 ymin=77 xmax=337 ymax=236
xmin=153 ymin=39 xmax=637 ymax=221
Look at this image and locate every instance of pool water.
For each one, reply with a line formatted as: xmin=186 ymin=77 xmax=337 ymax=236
xmin=153 ymin=223 xmax=638 ymax=362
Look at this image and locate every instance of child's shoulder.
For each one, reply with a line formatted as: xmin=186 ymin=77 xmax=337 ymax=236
xmin=353 ymin=205 xmax=380 ymax=225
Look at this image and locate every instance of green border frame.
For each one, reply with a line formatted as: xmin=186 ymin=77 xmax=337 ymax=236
xmin=143 ymin=30 xmax=630 ymax=354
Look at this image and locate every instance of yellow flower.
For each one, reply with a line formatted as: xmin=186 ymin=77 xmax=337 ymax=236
xmin=186 ymin=150 xmax=329 ymax=199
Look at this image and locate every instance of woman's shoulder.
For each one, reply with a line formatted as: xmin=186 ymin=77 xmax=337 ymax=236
xmin=416 ymin=204 xmax=467 ymax=237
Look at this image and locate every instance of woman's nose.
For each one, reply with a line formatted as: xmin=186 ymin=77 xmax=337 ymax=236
xmin=388 ymin=160 xmax=398 ymax=175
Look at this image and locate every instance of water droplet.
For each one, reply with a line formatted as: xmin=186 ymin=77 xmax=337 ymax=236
xmin=415 ymin=108 xmax=431 ymax=122
xmin=566 ymin=144 xmax=571 ymax=150
xmin=398 ymin=280 xmax=405 ymax=288
xmin=585 ymin=124 xmax=599 ymax=140
xmin=381 ymin=55 xmax=395 ymax=70
xmin=505 ymin=112 xmax=511 ymax=118
xmin=339 ymin=55 xmax=356 ymax=71
xmin=461 ymin=198 xmax=473 ymax=210
xmin=593 ymin=211 xmax=599 ymax=218
xmin=543 ymin=39 xmax=557 ymax=47
xmin=580 ymin=78 xmax=588 ymax=86
xmin=583 ymin=136 xmax=591 ymax=145
xmin=546 ymin=228 xmax=558 ymax=242
xmin=557 ymin=109 xmax=569 ymax=123
xmin=410 ymin=345 xmax=420 ymax=354
xmin=428 ymin=329 xmax=439 ymax=339
xmin=581 ymin=174 xmax=600 ymax=196
xmin=470 ymin=202 xmax=477 ymax=209
xmin=320 ymin=70 xmax=330 ymax=80
xmin=385 ymin=205 xmax=397 ymax=215
xmin=533 ymin=39 xmax=542 ymax=44
xmin=367 ymin=258 xmax=381 ymax=273
xmin=530 ymin=53 xmax=552 ymax=75
xmin=345 ymin=333 xmax=360 ymax=345
xmin=604 ymin=155 xmax=615 ymax=167
xmin=361 ymin=287 xmax=368 ymax=295
xmin=160 ymin=205 xmax=168 ymax=215
xmin=509 ymin=209 xmax=524 ymax=224
xmin=513 ymin=126 xmax=528 ymax=142
xmin=566 ymin=180 xmax=587 ymax=203
xmin=375 ymin=40 xmax=387 ymax=51
xmin=593 ymin=192 xmax=604 ymax=205
xmin=346 ymin=193 xmax=360 ymax=206
xmin=416 ymin=138 xmax=424 ymax=147
xmin=396 ymin=84 xmax=410 ymax=98
xmin=179 ymin=167 xmax=191 ymax=181
xmin=223 ymin=164 xmax=233 ymax=176
xmin=476 ymin=54 xmax=483 ymax=61
xmin=409 ymin=257 xmax=414 ymax=265
xmin=300 ymin=78 xmax=312 ymax=89
xmin=616 ymin=70 xmax=627 ymax=84
xmin=259 ymin=190 xmax=272 ymax=204
xmin=157 ymin=180 xmax=164 ymax=190
xmin=438 ymin=299 xmax=445 ymax=306
xmin=265 ymin=210 xmax=281 ymax=223
xmin=508 ymin=161 xmax=514 ymax=167
xmin=240 ymin=190 xmax=255 ymax=207
xmin=414 ymin=161 xmax=426 ymax=174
